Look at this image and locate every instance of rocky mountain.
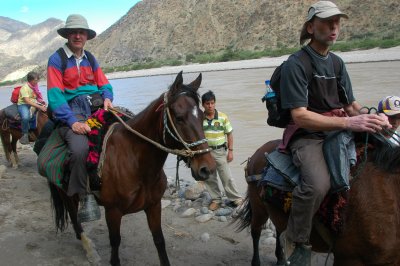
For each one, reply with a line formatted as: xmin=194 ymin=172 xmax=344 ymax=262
xmin=1 ymin=0 xmax=399 ymax=82
xmin=0 ymin=16 xmax=65 ymax=82
xmin=88 ymin=0 xmax=400 ymax=67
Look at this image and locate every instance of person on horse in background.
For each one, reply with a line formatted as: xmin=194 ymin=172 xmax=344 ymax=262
xmin=17 ymin=71 xmax=47 ymax=145
xmin=47 ymin=14 xmax=113 ymax=219
xmin=378 ymin=96 xmax=400 ymax=146
xmin=277 ymin=1 xmax=391 ymax=265
xmin=201 ymin=90 xmax=243 ymax=211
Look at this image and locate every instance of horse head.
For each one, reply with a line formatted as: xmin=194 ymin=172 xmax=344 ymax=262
xmin=164 ymin=71 xmax=216 ymax=181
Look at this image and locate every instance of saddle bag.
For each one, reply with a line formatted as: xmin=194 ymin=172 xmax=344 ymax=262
xmin=87 ymin=93 xmax=104 ymax=112
xmin=4 ymin=104 xmax=21 ymax=121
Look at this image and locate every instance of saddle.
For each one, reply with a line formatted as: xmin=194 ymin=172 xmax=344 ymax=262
xmin=258 ymin=131 xmax=356 ymax=234
xmin=37 ymin=107 xmax=133 ymax=191
xmin=2 ymin=104 xmax=39 ymax=132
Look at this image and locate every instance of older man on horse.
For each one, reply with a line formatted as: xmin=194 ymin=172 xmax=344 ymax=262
xmin=278 ymin=1 xmax=391 ymax=265
xmin=47 ymin=14 xmax=113 ymax=221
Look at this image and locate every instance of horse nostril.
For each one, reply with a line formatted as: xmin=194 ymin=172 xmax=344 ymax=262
xmin=199 ymin=166 xmax=211 ymax=179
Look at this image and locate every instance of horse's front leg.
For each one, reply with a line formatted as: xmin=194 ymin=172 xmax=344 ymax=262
xmin=145 ymin=202 xmax=170 ymax=266
xmin=105 ymin=207 xmax=123 ymax=266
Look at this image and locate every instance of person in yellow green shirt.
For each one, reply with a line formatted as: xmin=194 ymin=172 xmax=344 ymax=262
xmin=201 ymin=90 xmax=243 ymax=211
xmin=17 ymin=71 xmax=47 ymax=144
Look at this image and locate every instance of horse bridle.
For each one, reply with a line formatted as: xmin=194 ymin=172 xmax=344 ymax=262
xmin=162 ymin=92 xmax=210 ymax=151
xmin=110 ymin=91 xmax=212 ymax=158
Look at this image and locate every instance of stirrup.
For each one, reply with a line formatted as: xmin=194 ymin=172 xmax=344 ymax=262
xmin=77 ymin=194 xmax=101 ymax=223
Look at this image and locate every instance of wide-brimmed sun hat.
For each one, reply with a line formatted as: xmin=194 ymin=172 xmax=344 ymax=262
xmin=378 ymin=96 xmax=400 ymax=116
xmin=300 ymin=1 xmax=348 ymax=44
xmin=57 ymin=14 xmax=96 ymax=40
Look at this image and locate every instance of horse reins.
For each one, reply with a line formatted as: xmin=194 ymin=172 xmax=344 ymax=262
xmin=353 ymin=107 xmax=400 ymax=178
xmin=108 ymin=92 xmax=212 ymax=158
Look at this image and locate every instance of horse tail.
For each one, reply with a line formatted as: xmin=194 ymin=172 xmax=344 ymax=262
xmin=48 ymin=182 xmax=69 ymax=232
xmin=232 ymin=192 xmax=253 ymax=232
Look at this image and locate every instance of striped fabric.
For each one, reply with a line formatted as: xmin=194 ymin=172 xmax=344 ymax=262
xmin=203 ymin=110 xmax=232 ymax=147
xmin=37 ymin=128 xmax=69 ymax=188
xmin=47 ymin=46 xmax=113 ymax=127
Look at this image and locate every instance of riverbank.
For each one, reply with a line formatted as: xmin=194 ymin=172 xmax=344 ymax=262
xmin=105 ymin=46 xmax=400 ymax=80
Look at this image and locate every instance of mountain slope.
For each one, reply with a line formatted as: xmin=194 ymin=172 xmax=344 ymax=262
xmin=88 ymin=0 xmax=400 ymax=67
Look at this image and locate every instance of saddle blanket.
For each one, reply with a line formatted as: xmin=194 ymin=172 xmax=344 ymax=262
xmin=258 ymin=149 xmax=349 ymax=234
xmin=37 ymin=107 xmax=133 ymax=190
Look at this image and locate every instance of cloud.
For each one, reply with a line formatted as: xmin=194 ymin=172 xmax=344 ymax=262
xmin=20 ymin=6 xmax=29 ymax=13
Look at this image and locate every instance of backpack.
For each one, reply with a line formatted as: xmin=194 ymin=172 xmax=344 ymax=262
xmin=56 ymin=48 xmax=96 ymax=74
xmin=10 ymin=86 xmax=22 ymax=104
xmin=266 ymin=48 xmax=341 ymax=128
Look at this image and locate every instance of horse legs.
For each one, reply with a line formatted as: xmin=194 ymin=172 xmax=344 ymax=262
xmin=145 ymin=202 xmax=170 ymax=266
xmin=11 ymin=137 xmax=19 ymax=169
xmin=250 ymin=204 xmax=269 ymax=266
xmin=105 ymin=207 xmax=123 ymax=266
xmin=275 ymin=231 xmax=285 ymax=266
xmin=0 ymin=131 xmax=14 ymax=167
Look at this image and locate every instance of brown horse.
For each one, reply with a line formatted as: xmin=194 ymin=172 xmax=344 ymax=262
xmin=0 ymin=108 xmax=48 ymax=168
xmin=48 ymin=72 xmax=216 ymax=266
xmin=235 ymin=136 xmax=400 ymax=266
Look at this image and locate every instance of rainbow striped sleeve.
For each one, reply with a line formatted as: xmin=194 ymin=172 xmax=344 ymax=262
xmin=47 ymin=52 xmax=78 ymax=127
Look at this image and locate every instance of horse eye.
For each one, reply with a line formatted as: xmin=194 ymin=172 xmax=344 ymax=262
xmin=175 ymin=116 xmax=184 ymax=123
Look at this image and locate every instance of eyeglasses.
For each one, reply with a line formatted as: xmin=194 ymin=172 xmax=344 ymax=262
xmin=68 ymin=29 xmax=88 ymax=36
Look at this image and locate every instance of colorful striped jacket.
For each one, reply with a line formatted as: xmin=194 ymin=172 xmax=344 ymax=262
xmin=47 ymin=45 xmax=113 ymax=127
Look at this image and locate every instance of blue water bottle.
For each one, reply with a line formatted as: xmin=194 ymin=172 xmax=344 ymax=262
xmin=262 ymin=80 xmax=279 ymax=119
xmin=261 ymin=80 xmax=276 ymax=103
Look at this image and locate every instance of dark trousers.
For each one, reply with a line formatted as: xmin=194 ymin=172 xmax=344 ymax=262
xmin=58 ymin=127 xmax=89 ymax=197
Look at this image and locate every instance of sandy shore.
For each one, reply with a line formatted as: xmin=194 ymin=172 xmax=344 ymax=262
xmin=106 ymin=46 xmax=400 ymax=80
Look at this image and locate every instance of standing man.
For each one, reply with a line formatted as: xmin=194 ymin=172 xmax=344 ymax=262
xmin=377 ymin=96 xmax=400 ymax=146
xmin=201 ymin=90 xmax=243 ymax=211
xmin=278 ymin=1 xmax=391 ymax=265
xmin=47 ymin=14 xmax=113 ymax=219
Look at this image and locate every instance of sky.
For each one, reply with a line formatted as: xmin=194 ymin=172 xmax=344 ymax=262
xmin=1 ymin=0 xmax=142 ymax=34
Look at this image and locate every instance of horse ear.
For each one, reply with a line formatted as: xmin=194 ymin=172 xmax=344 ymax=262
xmin=188 ymin=73 xmax=202 ymax=91
xmin=170 ymin=71 xmax=184 ymax=94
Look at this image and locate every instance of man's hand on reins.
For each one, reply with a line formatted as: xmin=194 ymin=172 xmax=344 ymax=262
xmin=345 ymin=113 xmax=391 ymax=133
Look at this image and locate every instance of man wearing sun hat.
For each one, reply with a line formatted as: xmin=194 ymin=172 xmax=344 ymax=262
xmin=47 ymin=14 xmax=113 ymax=221
xmin=276 ymin=1 xmax=391 ymax=264
xmin=378 ymin=96 xmax=400 ymax=146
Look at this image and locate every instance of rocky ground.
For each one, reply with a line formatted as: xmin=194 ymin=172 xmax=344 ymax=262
xmin=0 ymin=143 xmax=335 ymax=266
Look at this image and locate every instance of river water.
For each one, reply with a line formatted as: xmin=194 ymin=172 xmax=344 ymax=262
xmin=0 ymin=60 xmax=399 ymax=194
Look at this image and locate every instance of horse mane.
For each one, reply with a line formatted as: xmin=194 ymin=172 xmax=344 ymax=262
xmin=355 ymin=132 xmax=400 ymax=174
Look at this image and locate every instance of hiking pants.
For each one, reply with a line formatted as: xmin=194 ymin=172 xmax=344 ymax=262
xmin=204 ymin=147 xmax=242 ymax=203
xmin=18 ymin=104 xmax=36 ymax=134
xmin=59 ymin=127 xmax=89 ymax=197
xmin=286 ymin=138 xmax=331 ymax=243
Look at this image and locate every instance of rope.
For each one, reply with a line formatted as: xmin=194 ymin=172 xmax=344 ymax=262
xmin=97 ymin=122 xmax=118 ymax=179
xmin=108 ymin=106 xmax=212 ymax=158
xmin=1 ymin=118 xmax=8 ymax=131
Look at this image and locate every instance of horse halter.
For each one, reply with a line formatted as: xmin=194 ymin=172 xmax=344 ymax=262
xmin=162 ymin=92 xmax=212 ymax=157
xmin=109 ymin=92 xmax=212 ymax=158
